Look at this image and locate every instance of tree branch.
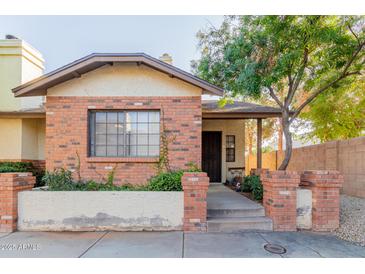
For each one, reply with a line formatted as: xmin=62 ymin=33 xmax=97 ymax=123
xmin=285 ymin=47 xmax=309 ymax=108
xmin=348 ymin=24 xmax=361 ymax=47
xmin=268 ymin=86 xmax=284 ymax=109
xmin=289 ymin=40 xmax=365 ymax=124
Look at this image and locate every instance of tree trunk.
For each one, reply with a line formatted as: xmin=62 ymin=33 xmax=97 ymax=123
xmin=278 ymin=113 xmax=292 ymax=170
xmin=278 ymin=118 xmax=283 ymax=151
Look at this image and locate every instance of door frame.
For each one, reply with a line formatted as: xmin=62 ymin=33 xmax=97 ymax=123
xmin=202 ymin=131 xmax=222 ymax=183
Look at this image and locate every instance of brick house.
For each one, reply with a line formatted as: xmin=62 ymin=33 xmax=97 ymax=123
xmin=2 ymin=38 xmax=282 ymax=185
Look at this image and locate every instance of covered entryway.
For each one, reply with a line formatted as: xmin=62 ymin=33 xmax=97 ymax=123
xmin=202 ymin=131 xmax=222 ymax=182
xmin=202 ymin=100 xmax=282 ymax=181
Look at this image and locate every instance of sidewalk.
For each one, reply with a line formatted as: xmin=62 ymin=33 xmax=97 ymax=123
xmin=1 ymin=231 xmax=365 ymax=258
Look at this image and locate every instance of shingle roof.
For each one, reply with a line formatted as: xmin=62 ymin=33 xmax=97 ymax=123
xmin=12 ymin=53 xmax=224 ymax=97
xmin=202 ymin=100 xmax=282 ymax=118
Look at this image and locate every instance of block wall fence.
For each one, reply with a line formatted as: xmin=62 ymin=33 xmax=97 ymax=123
xmin=246 ymin=136 xmax=365 ymax=198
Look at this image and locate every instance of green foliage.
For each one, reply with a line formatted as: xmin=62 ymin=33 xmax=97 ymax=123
xmin=0 ymin=162 xmax=45 ymax=187
xmin=241 ymin=175 xmax=263 ymax=200
xmin=251 ymin=177 xmax=264 ymax=201
xmin=300 ymin=77 xmax=365 ymax=142
xmin=43 ymin=168 xmax=149 ymax=191
xmin=194 ymin=16 xmax=365 ymax=169
xmin=147 ymin=170 xmax=184 ymax=191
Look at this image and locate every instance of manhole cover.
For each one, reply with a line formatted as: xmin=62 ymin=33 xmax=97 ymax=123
xmin=264 ymin=243 xmax=287 ymax=254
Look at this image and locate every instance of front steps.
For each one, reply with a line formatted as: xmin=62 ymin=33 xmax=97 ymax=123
xmin=207 ymin=184 xmax=273 ymax=232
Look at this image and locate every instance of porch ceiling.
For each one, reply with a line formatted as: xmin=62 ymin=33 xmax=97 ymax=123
xmin=202 ymin=100 xmax=282 ymax=119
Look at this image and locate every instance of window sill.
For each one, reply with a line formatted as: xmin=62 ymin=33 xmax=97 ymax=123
xmin=86 ymin=157 xmax=159 ymax=163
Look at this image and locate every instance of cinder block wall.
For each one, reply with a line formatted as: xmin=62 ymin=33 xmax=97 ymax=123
xmin=246 ymin=136 xmax=365 ymax=198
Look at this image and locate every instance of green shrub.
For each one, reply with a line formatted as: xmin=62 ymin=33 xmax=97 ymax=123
xmin=42 ymin=169 xmax=75 ymax=191
xmin=0 ymin=162 xmax=45 ymax=187
xmin=0 ymin=162 xmax=32 ymax=173
xmin=147 ymin=170 xmax=183 ymax=191
xmin=241 ymin=176 xmax=253 ymax=192
xmin=250 ymin=175 xmax=263 ymax=200
xmin=241 ymin=175 xmax=263 ymax=200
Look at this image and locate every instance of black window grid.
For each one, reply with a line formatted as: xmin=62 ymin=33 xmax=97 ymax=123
xmin=226 ymin=135 xmax=235 ymax=162
xmin=90 ymin=110 xmax=160 ymax=157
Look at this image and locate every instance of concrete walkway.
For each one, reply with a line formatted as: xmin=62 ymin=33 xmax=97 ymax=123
xmin=1 ymin=231 xmax=364 ymax=258
xmin=207 ymin=183 xmax=263 ymax=211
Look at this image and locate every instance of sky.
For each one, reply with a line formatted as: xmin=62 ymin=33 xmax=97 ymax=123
xmin=0 ymin=15 xmax=224 ymax=73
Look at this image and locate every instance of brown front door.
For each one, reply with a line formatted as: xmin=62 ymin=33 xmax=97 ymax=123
xmin=202 ymin=131 xmax=222 ymax=182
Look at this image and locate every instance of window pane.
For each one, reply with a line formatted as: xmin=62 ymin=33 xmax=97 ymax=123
xmin=126 ymin=112 xmax=137 ymax=123
xmin=138 ymin=123 xmax=148 ymax=134
xmin=118 ymin=135 xmax=125 ymax=145
xmin=149 ymin=134 xmax=159 ymax=145
xmin=107 ymin=146 xmax=118 ymax=157
xmin=138 ymin=146 xmax=148 ymax=156
xmin=118 ymin=146 xmax=125 ymax=156
xmin=127 ymin=146 xmax=137 ymax=156
xmin=118 ymin=112 xmax=125 ymax=122
xmin=138 ymin=112 xmax=148 ymax=123
xmin=137 ymin=134 xmax=148 ymax=145
xmin=149 ymin=111 xmax=160 ymax=123
xmin=107 ymin=123 xmax=118 ymax=134
xmin=95 ymin=112 xmax=106 ymax=123
xmin=149 ymin=123 xmax=160 ymax=134
xmin=96 ymin=134 xmax=106 ymax=145
xmin=117 ymin=123 xmax=124 ymax=134
xmin=107 ymin=135 xmax=118 ymax=145
xmin=96 ymin=124 xmax=106 ymax=134
xmin=107 ymin=112 xmax=118 ymax=123
xmin=126 ymin=123 xmax=137 ymax=134
xmin=126 ymin=134 xmax=137 ymax=145
xmin=149 ymin=146 xmax=160 ymax=156
xmin=95 ymin=146 xmax=106 ymax=156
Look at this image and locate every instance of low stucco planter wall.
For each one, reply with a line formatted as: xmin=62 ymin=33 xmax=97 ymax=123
xmin=18 ymin=191 xmax=183 ymax=231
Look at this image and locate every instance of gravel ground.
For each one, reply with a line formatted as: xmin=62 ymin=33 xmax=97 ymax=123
xmin=335 ymin=194 xmax=365 ymax=246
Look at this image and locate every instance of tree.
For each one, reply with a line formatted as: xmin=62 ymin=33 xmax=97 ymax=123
xmin=194 ymin=16 xmax=365 ymax=169
xmin=299 ymin=76 xmax=365 ymax=142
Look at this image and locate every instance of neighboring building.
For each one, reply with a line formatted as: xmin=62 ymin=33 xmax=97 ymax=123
xmin=4 ymin=38 xmax=281 ymax=184
xmin=0 ymin=36 xmax=45 ymax=169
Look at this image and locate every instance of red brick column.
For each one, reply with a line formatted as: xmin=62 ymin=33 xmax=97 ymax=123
xmin=0 ymin=173 xmax=35 ymax=232
xmin=182 ymin=172 xmax=209 ymax=232
xmin=301 ymin=170 xmax=343 ymax=232
xmin=262 ymin=171 xmax=300 ymax=231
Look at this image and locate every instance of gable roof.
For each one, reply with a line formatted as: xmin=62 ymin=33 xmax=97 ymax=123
xmin=12 ymin=53 xmax=224 ymax=97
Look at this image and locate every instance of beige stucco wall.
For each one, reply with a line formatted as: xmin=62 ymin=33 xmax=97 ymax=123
xmin=0 ymin=39 xmax=44 ymax=111
xmin=0 ymin=118 xmax=45 ymax=160
xmin=202 ymin=119 xmax=245 ymax=182
xmin=0 ymin=118 xmax=22 ymax=159
xmin=21 ymin=118 xmax=45 ymax=160
xmin=47 ymin=63 xmax=202 ymax=97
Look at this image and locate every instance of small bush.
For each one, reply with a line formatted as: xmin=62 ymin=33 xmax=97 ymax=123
xmin=241 ymin=175 xmax=263 ymax=200
xmin=148 ymin=170 xmax=183 ymax=191
xmin=42 ymin=169 xmax=74 ymax=191
xmin=241 ymin=176 xmax=253 ymax=192
xmin=0 ymin=162 xmax=45 ymax=187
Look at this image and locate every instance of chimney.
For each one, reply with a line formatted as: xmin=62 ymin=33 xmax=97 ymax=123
xmin=159 ymin=53 xmax=173 ymax=65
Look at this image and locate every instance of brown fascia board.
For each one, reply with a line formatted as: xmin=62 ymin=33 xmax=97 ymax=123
xmin=13 ymin=53 xmax=224 ymax=97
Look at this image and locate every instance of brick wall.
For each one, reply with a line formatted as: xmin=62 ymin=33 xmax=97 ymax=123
xmin=182 ymin=172 xmax=209 ymax=232
xmin=246 ymin=136 xmax=365 ymax=198
xmin=261 ymin=170 xmax=300 ymax=231
xmin=301 ymin=170 xmax=343 ymax=232
xmin=45 ymin=96 xmax=202 ymax=185
xmin=0 ymin=173 xmax=35 ymax=232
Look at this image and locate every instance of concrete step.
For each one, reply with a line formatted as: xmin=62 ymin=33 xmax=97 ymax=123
xmin=207 ymin=216 xmax=273 ymax=232
xmin=207 ymin=208 xmax=265 ymax=218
